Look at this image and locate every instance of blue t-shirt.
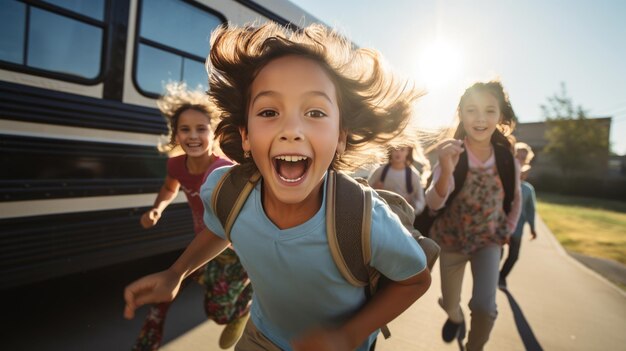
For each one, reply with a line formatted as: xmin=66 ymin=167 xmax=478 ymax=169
xmin=201 ymin=166 xmax=426 ymax=351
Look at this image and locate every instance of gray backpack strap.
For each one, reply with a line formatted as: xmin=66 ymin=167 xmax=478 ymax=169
xmin=361 ymin=186 xmax=392 ymax=339
xmin=327 ymin=171 xmax=391 ymax=339
xmin=326 ymin=170 xmax=369 ymax=287
xmin=210 ymin=166 xmax=261 ymax=242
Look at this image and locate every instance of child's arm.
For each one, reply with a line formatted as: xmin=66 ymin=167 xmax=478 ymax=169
xmin=434 ymin=139 xmax=463 ymax=197
xmin=140 ymin=175 xmax=180 ymax=228
xmin=292 ymin=270 xmax=431 ymax=350
xmin=528 ymin=185 xmax=537 ymax=239
xmin=425 ymin=139 xmax=463 ymax=210
xmin=344 ymin=269 xmax=431 ymax=346
xmin=123 ymin=228 xmax=229 ymax=319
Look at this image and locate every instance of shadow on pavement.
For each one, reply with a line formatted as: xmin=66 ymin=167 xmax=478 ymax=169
xmin=500 ymin=287 xmax=544 ymax=351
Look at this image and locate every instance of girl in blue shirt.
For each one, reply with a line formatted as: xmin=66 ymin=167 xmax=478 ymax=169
xmin=123 ymin=23 xmax=431 ymax=351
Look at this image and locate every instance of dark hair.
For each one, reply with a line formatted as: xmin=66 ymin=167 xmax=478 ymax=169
xmin=157 ymin=83 xmax=220 ymax=152
xmin=207 ymin=22 xmax=422 ymax=171
xmin=453 ymin=80 xmax=517 ymax=150
xmin=387 ymin=146 xmax=414 ymax=165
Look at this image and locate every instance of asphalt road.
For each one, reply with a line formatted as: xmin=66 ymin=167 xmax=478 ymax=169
xmin=1 ymin=250 xmax=209 ymax=351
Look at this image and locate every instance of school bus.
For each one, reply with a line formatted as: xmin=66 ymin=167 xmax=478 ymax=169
xmin=0 ymin=0 xmax=319 ymax=289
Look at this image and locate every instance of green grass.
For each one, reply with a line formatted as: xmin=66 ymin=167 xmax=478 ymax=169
xmin=537 ymin=193 xmax=626 ymax=265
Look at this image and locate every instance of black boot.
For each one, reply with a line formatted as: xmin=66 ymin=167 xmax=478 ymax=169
xmin=442 ymin=318 xmax=466 ymax=343
xmin=498 ymin=273 xmax=507 ymax=290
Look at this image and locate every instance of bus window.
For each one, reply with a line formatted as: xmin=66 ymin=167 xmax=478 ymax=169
xmin=0 ymin=0 xmax=105 ymax=81
xmin=135 ymin=0 xmax=224 ymax=96
xmin=29 ymin=9 xmax=103 ymax=79
xmin=0 ymin=1 xmax=26 ymax=64
xmin=41 ymin=0 xmax=105 ymax=21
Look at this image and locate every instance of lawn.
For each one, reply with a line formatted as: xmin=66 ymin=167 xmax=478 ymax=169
xmin=536 ymin=193 xmax=626 ymax=265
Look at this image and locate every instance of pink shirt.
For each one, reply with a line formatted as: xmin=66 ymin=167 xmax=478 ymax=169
xmin=425 ymin=145 xmax=522 ymax=234
xmin=167 ymin=154 xmax=232 ymax=234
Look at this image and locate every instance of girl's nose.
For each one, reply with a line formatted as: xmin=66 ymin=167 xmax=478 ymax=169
xmin=279 ymin=113 xmax=303 ymax=142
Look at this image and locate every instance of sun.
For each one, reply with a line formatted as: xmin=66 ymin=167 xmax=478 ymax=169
xmin=417 ymin=40 xmax=464 ymax=89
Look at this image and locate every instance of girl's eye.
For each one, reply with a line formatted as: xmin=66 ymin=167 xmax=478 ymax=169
xmin=258 ymin=110 xmax=277 ymax=118
xmin=305 ymin=110 xmax=327 ymax=118
xmin=179 ymin=127 xmax=190 ymax=132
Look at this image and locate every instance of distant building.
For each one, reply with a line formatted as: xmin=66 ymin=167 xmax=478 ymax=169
xmin=608 ymin=155 xmax=626 ymax=177
xmin=513 ymin=117 xmax=612 ymax=178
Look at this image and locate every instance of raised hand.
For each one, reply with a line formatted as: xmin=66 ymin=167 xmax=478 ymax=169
xmin=437 ymin=139 xmax=464 ymax=175
xmin=140 ymin=208 xmax=161 ymax=228
xmin=123 ymin=269 xmax=182 ymax=319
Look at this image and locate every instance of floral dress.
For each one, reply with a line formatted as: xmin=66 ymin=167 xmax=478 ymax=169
xmin=430 ymin=166 xmax=509 ymax=255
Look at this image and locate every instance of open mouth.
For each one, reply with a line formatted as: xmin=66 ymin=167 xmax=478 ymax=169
xmin=273 ymin=155 xmax=311 ymax=183
xmin=473 ymin=127 xmax=488 ymax=132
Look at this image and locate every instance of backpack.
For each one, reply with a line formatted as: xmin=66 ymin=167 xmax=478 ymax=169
xmin=379 ymin=164 xmax=414 ymax=194
xmin=413 ymin=143 xmax=516 ymax=236
xmin=210 ymin=165 xmax=440 ymax=339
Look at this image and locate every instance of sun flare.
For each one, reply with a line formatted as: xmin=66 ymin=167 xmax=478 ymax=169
xmin=417 ymin=40 xmax=464 ymax=89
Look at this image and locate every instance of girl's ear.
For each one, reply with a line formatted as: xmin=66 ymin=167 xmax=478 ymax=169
xmin=336 ymin=130 xmax=348 ymax=154
xmin=239 ymin=126 xmax=251 ymax=152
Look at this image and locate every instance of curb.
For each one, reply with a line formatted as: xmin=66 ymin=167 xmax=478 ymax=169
xmin=537 ymin=215 xmax=626 ymax=298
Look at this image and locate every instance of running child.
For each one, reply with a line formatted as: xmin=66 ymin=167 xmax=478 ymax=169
xmin=368 ymin=145 xmax=427 ymax=215
xmin=124 ymin=23 xmax=431 ymax=351
xmin=425 ymin=81 xmax=521 ymax=350
xmin=133 ymin=83 xmax=251 ymax=350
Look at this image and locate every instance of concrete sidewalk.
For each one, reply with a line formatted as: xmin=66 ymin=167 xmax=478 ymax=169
xmin=161 ymin=216 xmax=626 ymax=350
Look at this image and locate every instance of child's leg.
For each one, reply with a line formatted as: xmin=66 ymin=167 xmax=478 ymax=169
xmin=232 ymin=280 xmax=253 ymax=318
xmin=201 ymin=248 xmax=251 ymax=324
xmin=499 ymin=235 xmax=522 ymax=280
xmin=439 ymin=250 xmax=470 ymax=323
xmin=466 ymin=245 xmax=501 ymax=351
xmin=132 ymin=302 xmax=171 ymax=351
xmin=132 ymin=273 xmax=199 ymax=351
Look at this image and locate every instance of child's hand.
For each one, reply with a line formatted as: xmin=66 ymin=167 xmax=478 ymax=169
xmin=123 ymin=269 xmax=182 ymax=319
xmin=291 ymin=328 xmax=352 ymax=351
xmin=140 ymin=208 xmax=161 ymax=228
xmin=437 ymin=139 xmax=464 ymax=175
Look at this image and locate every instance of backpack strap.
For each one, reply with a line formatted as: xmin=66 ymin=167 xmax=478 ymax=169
xmin=381 ymin=163 xmax=414 ymax=194
xmin=326 ymin=170 xmax=369 ymax=287
xmin=328 ymin=171 xmax=391 ymax=338
xmin=380 ymin=164 xmax=391 ymax=183
xmin=448 ymin=146 xmax=468 ymax=207
xmin=211 ymin=166 xmax=262 ymax=242
xmin=405 ymin=166 xmax=414 ymax=194
xmin=493 ymin=144 xmax=515 ymax=214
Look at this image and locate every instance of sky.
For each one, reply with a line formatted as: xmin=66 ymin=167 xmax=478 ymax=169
xmin=289 ymin=0 xmax=626 ymax=154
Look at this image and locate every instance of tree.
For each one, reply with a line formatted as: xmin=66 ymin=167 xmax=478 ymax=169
xmin=541 ymin=83 xmax=609 ymax=176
